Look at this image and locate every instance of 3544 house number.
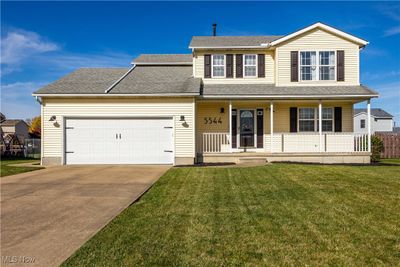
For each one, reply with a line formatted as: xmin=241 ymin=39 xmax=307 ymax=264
xmin=204 ymin=117 xmax=223 ymax=124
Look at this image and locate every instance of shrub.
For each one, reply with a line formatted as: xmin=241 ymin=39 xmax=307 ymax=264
xmin=371 ymin=135 xmax=384 ymax=162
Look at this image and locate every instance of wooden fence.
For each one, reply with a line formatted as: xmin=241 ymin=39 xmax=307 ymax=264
xmin=375 ymin=133 xmax=400 ymax=159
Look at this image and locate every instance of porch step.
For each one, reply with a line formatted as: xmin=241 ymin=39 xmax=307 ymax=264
xmin=238 ymin=157 xmax=268 ymax=165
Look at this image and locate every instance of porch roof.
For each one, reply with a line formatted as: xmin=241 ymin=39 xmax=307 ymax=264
xmin=201 ymin=84 xmax=379 ymax=99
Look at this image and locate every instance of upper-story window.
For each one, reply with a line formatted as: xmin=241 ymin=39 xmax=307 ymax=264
xmin=319 ymin=51 xmax=335 ymax=80
xmin=300 ymin=52 xmax=316 ymax=81
xmin=212 ymin=55 xmax=225 ymax=77
xmin=244 ymin=54 xmax=257 ymax=77
xmin=300 ymin=51 xmax=335 ymax=81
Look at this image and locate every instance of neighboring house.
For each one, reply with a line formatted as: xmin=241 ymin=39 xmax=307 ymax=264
xmin=33 ymin=22 xmax=379 ymax=165
xmin=0 ymin=119 xmax=30 ymax=143
xmin=393 ymin=127 xmax=400 ymax=133
xmin=354 ymin=108 xmax=394 ymax=134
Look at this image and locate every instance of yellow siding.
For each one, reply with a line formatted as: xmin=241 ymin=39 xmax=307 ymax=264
xmin=42 ymin=97 xmax=195 ymax=159
xmin=275 ymin=28 xmax=360 ymax=86
xmin=194 ymin=50 xmax=275 ymax=84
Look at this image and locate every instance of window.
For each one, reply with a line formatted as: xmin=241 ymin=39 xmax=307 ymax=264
xmin=299 ymin=107 xmax=334 ymax=132
xmin=299 ymin=108 xmax=315 ymax=131
xmin=360 ymin=119 xmax=365 ymax=128
xmin=244 ymin=54 xmax=257 ymax=77
xmin=300 ymin=52 xmax=316 ymax=80
xmin=212 ymin=55 xmax=225 ymax=77
xmin=318 ymin=108 xmax=334 ymax=131
xmin=319 ymin=51 xmax=335 ymax=80
xmin=300 ymin=51 xmax=335 ymax=81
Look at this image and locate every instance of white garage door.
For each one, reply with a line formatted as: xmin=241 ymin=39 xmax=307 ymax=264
xmin=65 ymin=118 xmax=174 ymax=164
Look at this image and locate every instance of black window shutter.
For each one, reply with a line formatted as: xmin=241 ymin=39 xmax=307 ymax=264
xmin=337 ymin=50 xmax=344 ymax=81
xmin=236 ymin=54 xmax=243 ymax=78
xmin=290 ymin=51 xmax=298 ymax=82
xmin=232 ymin=109 xmax=237 ymax=148
xmin=290 ymin=107 xmax=297 ymax=132
xmin=204 ymin=54 xmax=211 ymax=78
xmin=257 ymin=109 xmax=264 ymax=148
xmin=334 ymin=107 xmax=342 ymax=132
xmin=226 ymin=54 xmax=233 ymax=78
xmin=258 ymin=54 xmax=265 ymax=78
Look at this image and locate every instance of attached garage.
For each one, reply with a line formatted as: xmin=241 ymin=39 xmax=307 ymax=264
xmin=65 ymin=118 xmax=174 ymax=165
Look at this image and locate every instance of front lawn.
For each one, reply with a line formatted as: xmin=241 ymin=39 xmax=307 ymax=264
xmin=63 ymin=163 xmax=400 ymax=266
xmin=1 ymin=158 xmax=43 ymax=177
xmin=380 ymin=158 xmax=400 ymax=165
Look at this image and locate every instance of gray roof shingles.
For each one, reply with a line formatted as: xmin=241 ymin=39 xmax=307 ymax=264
xmin=0 ymin=120 xmax=25 ymax=127
xmin=202 ymin=84 xmax=378 ymax=97
xmin=109 ymin=65 xmax=201 ymax=94
xmin=133 ymin=54 xmax=192 ymax=64
xmin=354 ymin=108 xmax=393 ymax=118
xmin=34 ymin=68 xmax=129 ymax=94
xmin=33 ymin=60 xmax=378 ymax=98
xmin=189 ymin=36 xmax=283 ymax=48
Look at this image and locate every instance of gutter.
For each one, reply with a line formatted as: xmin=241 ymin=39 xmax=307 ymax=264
xmin=31 ymin=93 xmax=200 ymax=97
xmin=189 ymin=45 xmax=270 ymax=49
xmin=201 ymin=94 xmax=379 ymax=99
xmin=131 ymin=62 xmax=193 ymax=66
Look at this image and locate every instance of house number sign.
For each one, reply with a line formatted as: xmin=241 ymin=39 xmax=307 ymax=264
xmin=204 ymin=117 xmax=222 ymax=124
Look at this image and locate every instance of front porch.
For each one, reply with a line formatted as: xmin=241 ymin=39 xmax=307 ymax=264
xmin=196 ymin=99 xmax=372 ymax=164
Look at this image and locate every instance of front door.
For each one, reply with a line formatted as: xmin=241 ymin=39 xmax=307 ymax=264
xmin=239 ymin=110 xmax=255 ymax=147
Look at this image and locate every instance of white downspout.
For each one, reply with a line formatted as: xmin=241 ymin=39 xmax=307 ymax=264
xmin=229 ymin=100 xmax=232 ymax=152
xmin=270 ymin=101 xmax=274 ymax=153
xmin=367 ymin=100 xmax=371 ymax=152
xmin=319 ymin=101 xmax=322 ymax=152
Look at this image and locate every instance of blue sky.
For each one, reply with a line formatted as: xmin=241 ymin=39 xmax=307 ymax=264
xmin=1 ymin=1 xmax=399 ymax=123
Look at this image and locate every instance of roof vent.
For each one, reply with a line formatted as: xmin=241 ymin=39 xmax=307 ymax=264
xmin=212 ymin=23 xmax=217 ymax=36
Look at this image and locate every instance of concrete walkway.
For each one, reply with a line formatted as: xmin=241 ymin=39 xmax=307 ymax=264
xmin=1 ymin=165 xmax=170 ymax=267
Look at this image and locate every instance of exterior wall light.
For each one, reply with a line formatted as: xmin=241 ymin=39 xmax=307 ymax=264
xmin=49 ymin=116 xmax=57 ymax=122
xmin=220 ymin=108 xmax=225 ymax=113
xmin=180 ymin=115 xmax=185 ymax=122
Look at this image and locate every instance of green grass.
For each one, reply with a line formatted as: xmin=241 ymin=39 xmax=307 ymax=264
xmin=63 ymin=164 xmax=400 ymax=266
xmin=380 ymin=158 xmax=400 ymax=165
xmin=1 ymin=158 xmax=43 ymax=177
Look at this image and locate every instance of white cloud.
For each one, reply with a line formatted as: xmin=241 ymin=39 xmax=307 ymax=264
xmin=362 ymin=70 xmax=400 ymax=81
xmin=1 ymin=81 xmax=47 ymax=100
xmin=1 ymin=27 xmax=133 ymax=119
xmin=0 ymin=81 xmax=45 ymax=119
xmin=41 ymin=52 xmax=132 ymax=71
xmin=1 ymin=28 xmax=132 ymax=76
xmin=1 ymin=29 xmax=59 ymax=65
xmin=384 ymin=26 xmax=400 ymax=37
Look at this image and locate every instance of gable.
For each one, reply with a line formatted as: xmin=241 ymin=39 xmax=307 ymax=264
xmin=270 ymin=22 xmax=368 ymax=47
xmin=274 ymin=28 xmax=361 ymax=50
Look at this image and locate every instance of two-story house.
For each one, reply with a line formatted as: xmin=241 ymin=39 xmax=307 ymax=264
xmin=33 ymin=22 xmax=378 ymax=165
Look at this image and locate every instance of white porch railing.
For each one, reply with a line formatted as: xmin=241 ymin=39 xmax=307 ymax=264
xmin=202 ymin=133 xmax=230 ymax=153
xmin=265 ymin=132 xmax=369 ymax=153
xmin=201 ymin=132 xmax=369 ymax=153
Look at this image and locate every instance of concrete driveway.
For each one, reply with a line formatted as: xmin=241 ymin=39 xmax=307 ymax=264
xmin=1 ymin=165 xmax=170 ymax=267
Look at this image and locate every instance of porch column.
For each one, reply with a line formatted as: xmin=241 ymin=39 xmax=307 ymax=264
xmin=229 ymin=100 xmax=232 ymax=152
xmin=270 ymin=101 xmax=274 ymax=153
xmin=367 ymin=99 xmax=371 ymax=152
xmin=319 ymin=101 xmax=322 ymax=152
